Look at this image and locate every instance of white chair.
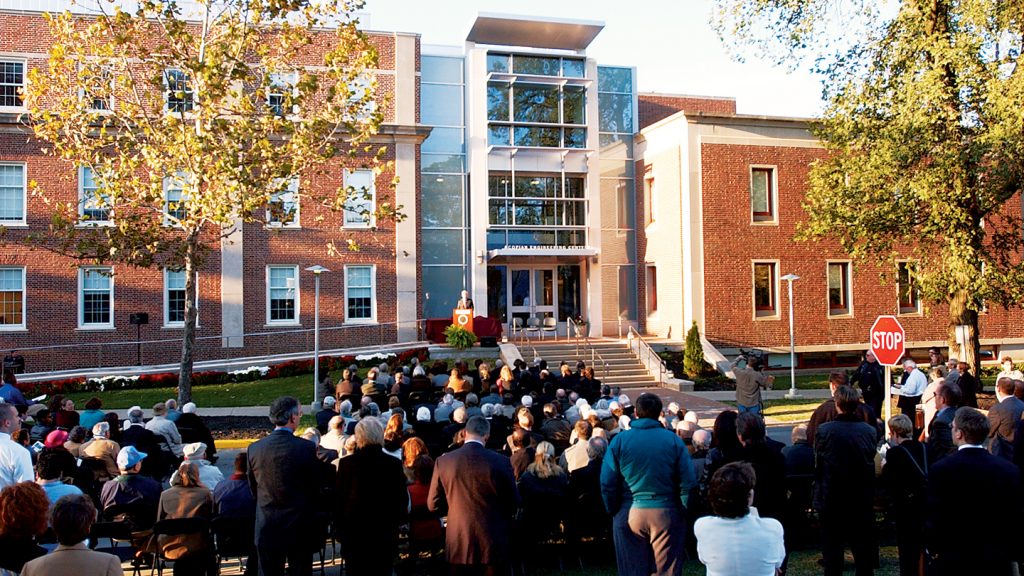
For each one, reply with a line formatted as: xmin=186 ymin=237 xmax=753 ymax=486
xmin=525 ymin=317 xmax=541 ymax=340
xmin=541 ymin=316 xmax=558 ymax=340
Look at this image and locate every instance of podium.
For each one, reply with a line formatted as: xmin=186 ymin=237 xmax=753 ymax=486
xmin=453 ymin=308 xmax=474 ymax=333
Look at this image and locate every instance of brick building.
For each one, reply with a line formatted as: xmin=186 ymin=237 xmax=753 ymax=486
xmin=2 ymin=9 xmax=1021 ymax=373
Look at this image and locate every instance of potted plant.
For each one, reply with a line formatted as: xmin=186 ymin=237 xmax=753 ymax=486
xmin=571 ymin=313 xmax=588 ymax=337
xmin=444 ymin=324 xmax=477 ymax=350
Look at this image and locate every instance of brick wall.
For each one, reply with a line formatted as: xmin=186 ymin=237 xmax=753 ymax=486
xmin=638 ymin=93 xmax=737 ymax=130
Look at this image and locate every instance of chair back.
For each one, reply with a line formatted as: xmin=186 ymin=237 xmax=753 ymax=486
xmin=526 ymin=317 xmax=540 ymax=329
xmin=105 ymin=501 xmax=157 ymax=531
xmin=512 ymin=317 xmax=524 ymax=330
xmin=211 ymin=515 xmax=255 ymax=558
xmin=542 ymin=317 xmax=557 ymax=329
xmin=153 ymin=517 xmax=210 ymax=537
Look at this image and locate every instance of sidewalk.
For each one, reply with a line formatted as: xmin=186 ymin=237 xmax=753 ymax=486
xmin=689 ymin=389 xmax=833 ymax=401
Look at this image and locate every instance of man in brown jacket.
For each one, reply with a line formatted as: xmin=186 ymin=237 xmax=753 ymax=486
xmin=22 ymin=494 xmax=123 ymax=576
xmin=731 ymin=354 xmax=773 ymax=415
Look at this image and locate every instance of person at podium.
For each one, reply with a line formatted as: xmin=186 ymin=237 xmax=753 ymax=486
xmin=457 ymin=290 xmax=474 ymax=310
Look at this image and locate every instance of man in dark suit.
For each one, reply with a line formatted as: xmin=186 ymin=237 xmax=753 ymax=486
xmin=429 ymin=415 xmax=519 ymax=575
xmin=457 ymin=290 xmax=474 ymax=310
xmin=814 ymin=385 xmax=878 ymax=576
xmin=927 ymin=382 xmax=960 ymax=462
xmin=247 ymin=396 xmax=321 ymax=576
xmin=926 ymin=407 xmax=1022 ymax=575
xmin=806 ymin=372 xmax=876 ymax=449
xmin=988 ymin=377 xmax=1024 ymax=459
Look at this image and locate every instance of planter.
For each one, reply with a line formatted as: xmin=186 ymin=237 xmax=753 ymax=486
xmin=573 ymin=322 xmax=589 ymax=337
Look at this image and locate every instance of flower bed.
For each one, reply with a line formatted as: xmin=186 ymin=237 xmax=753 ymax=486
xmin=16 ymin=347 xmax=429 ymax=398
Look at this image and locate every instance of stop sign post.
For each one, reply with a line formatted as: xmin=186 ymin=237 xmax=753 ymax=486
xmin=870 ymin=315 xmax=906 ymax=431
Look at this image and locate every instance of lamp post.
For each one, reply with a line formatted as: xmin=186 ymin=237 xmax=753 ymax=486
xmin=781 ymin=273 xmax=801 ymax=399
xmin=305 ymin=265 xmax=330 ymax=412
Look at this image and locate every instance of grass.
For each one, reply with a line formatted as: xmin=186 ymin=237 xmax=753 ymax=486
xmin=66 ymin=372 xmax=317 ymax=409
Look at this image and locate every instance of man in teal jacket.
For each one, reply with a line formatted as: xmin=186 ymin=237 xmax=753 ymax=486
xmin=601 ymin=392 xmax=695 ymax=576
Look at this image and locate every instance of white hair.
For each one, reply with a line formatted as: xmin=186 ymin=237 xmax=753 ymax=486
xmin=92 ymin=421 xmax=110 ymax=438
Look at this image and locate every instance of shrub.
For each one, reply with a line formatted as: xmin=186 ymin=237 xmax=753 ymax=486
xmin=683 ymin=321 xmax=707 ymax=379
xmin=444 ymin=324 xmax=477 ymax=350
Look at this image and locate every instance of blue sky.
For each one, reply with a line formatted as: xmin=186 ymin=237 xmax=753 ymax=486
xmin=364 ymin=0 xmax=824 ymax=118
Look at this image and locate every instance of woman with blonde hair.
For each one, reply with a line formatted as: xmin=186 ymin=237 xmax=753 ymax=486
xmin=156 ymin=461 xmax=215 ymax=575
xmin=447 ymin=368 xmax=471 ymax=395
xmin=497 ymin=364 xmax=515 ymax=395
xmin=401 ymin=436 xmax=429 ymax=482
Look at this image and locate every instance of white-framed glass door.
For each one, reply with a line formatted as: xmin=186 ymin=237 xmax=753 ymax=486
xmin=509 ymin=267 xmax=556 ymax=324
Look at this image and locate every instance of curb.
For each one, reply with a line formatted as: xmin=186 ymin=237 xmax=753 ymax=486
xmin=217 ymin=439 xmax=257 ymax=449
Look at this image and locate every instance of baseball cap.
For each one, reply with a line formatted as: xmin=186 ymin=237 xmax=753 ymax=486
xmin=117 ymin=446 xmax=147 ymax=470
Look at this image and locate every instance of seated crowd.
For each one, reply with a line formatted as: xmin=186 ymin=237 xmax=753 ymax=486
xmin=2 ymin=353 xmax=1023 ymax=576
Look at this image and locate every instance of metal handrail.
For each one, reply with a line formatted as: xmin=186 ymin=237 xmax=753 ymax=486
xmin=628 ymin=326 xmax=667 ymax=384
xmin=565 ymin=317 xmax=609 ymax=380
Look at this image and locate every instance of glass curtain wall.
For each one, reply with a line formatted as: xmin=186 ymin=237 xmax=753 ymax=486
xmin=421 ymin=55 xmax=468 ymax=318
xmin=598 ymin=66 xmax=638 ymax=335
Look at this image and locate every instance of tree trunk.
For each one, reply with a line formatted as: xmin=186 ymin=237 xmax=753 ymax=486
xmin=947 ymin=289 xmax=980 ymax=381
xmin=178 ymin=235 xmax=199 ymax=404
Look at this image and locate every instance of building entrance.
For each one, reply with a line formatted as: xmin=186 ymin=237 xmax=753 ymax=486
xmin=486 ymin=263 xmax=583 ymax=337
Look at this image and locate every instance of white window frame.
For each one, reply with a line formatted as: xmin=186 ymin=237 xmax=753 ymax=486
xmin=0 ymin=58 xmax=26 ymax=111
xmin=163 ymin=172 xmax=189 ymax=226
xmin=0 ymin=162 xmax=27 ymax=227
xmin=78 ymin=266 xmax=114 ymax=329
xmin=0 ymin=266 xmax=26 ymax=331
xmin=643 ymin=168 xmax=656 ymax=227
xmin=896 ymin=260 xmax=921 ymax=316
xmin=267 ymin=177 xmax=300 ymax=228
xmin=752 ymin=259 xmax=780 ymax=320
xmin=163 ymin=268 xmax=198 ymax=328
xmin=266 ymin=265 xmax=300 ymax=326
xmin=826 ymin=260 xmax=854 ymax=318
xmin=79 ymin=63 xmax=114 ymax=112
xmin=78 ymin=166 xmax=113 ymax=226
xmin=645 ymin=264 xmax=658 ymax=316
xmin=268 ymin=71 xmax=298 ymax=117
xmin=163 ymin=68 xmax=194 ymax=114
xmin=344 ymin=264 xmax=377 ymax=324
xmin=342 ymin=168 xmax=376 ymax=229
xmin=749 ymin=165 xmax=778 ymax=225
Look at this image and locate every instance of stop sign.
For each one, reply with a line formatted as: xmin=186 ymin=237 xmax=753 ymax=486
xmin=870 ymin=315 xmax=906 ymax=366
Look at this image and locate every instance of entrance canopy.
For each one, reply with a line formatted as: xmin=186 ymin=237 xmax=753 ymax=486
xmin=488 ymin=246 xmax=597 ymax=260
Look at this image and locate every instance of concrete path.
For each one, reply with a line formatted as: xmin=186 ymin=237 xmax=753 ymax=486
xmin=690 ymin=388 xmax=832 ymax=401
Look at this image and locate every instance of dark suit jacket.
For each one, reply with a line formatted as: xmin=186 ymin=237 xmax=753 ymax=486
xmin=926 ymin=447 xmax=1021 ymax=573
xmin=335 ymin=445 xmax=409 ymax=557
xmin=988 ymin=396 xmax=1024 ymax=459
xmin=813 ymin=414 xmax=877 ymax=512
xmin=806 ymin=399 xmax=875 ymax=449
xmin=428 ymin=441 xmax=519 ymax=565
xmin=247 ymin=428 xmax=321 ymax=550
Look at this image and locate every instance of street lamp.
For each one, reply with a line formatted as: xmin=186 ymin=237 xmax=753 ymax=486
xmin=305 ymin=265 xmax=330 ymax=412
xmin=781 ymin=273 xmax=801 ymax=399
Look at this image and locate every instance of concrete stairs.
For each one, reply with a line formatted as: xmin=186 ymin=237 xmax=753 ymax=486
xmin=523 ymin=339 xmax=659 ymax=389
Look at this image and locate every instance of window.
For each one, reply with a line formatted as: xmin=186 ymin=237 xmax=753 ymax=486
xmin=0 ymin=267 xmax=25 ymax=330
xmin=79 ymin=266 xmax=113 ymax=328
xmin=646 ymin=265 xmax=658 ymax=315
xmin=343 ymin=169 xmax=375 ymax=228
xmin=897 ymin=261 xmax=920 ymax=314
xmin=753 ymin=261 xmax=778 ymax=318
xmin=267 ymin=266 xmax=298 ymax=324
xmin=79 ymin=167 xmax=111 ymax=224
xmin=827 ymin=262 xmax=852 ymax=316
xmin=164 ymin=173 xmax=188 ymax=224
xmin=345 ymin=265 xmax=375 ymax=323
xmin=0 ymin=163 xmax=26 ymax=225
xmin=267 ymin=178 xmax=299 ymax=227
xmin=643 ymin=169 xmax=655 ymax=225
xmin=268 ymin=71 xmax=297 ymax=116
xmin=163 ymin=269 xmax=196 ymax=327
xmin=0 ymin=60 xmax=25 ymax=108
xmin=164 ymin=69 xmax=193 ymax=113
xmin=751 ymin=167 xmax=775 ymax=222
xmin=82 ymin=64 xmax=112 ymax=111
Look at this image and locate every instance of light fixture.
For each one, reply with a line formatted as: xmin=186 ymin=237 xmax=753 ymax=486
xmin=530 ymin=179 xmax=540 ymax=185
xmin=435 ymin=176 xmax=444 ymax=183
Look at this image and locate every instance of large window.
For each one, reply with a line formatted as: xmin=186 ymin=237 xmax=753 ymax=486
xmin=267 ymin=178 xmax=299 ymax=227
xmin=0 ymin=163 xmax=26 ymax=225
xmin=343 ymin=169 xmax=375 ymax=228
xmin=163 ymin=269 xmax=196 ymax=327
xmin=267 ymin=266 xmax=298 ymax=324
xmin=753 ymin=261 xmax=778 ymax=318
xmin=827 ymin=262 xmax=852 ymax=316
xmin=164 ymin=173 xmax=188 ymax=224
xmin=345 ymin=265 xmax=375 ymax=323
xmin=486 ymin=57 xmax=587 ymax=149
xmin=79 ymin=167 xmax=111 ymax=224
xmin=897 ymin=261 xmax=920 ymax=315
xmin=164 ymin=69 xmax=193 ymax=113
xmin=487 ymin=53 xmax=585 ymax=78
xmin=751 ymin=167 xmax=776 ymax=223
xmin=79 ymin=266 xmax=113 ymax=328
xmin=0 ymin=60 xmax=25 ymax=108
xmin=487 ymin=173 xmax=586 ymax=248
xmin=0 ymin=267 xmax=25 ymax=330
xmin=646 ymin=265 xmax=658 ymax=315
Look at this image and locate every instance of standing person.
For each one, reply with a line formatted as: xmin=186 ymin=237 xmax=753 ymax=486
xmin=955 ymin=361 xmax=979 ymax=408
xmin=736 ymin=413 xmax=786 ymax=523
xmin=0 ymin=402 xmax=33 ymax=490
xmin=0 ymin=370 xmax=29 ymax=406
xmin=457 ymin=289 xmax=474 ymax=310
xmin=850 ymin=350 xmax=885 ymax=418
xmin=996 ymin=356 xmax=1023 ymax=382
xmin=335 ymin=417 xmax=409 ymax=576
xmin=601 ymin=392 xmax=695 ymax=576
xmin=926 ymin=383 xmax=960 ymax=461
xmin=895 ymin=360 xmax=927 ymax=429
xmin=880 ymin=414 xmax=928 ymax=576
xmin=428 ymin=415 xmax=519 ymax=575
xmin=247 ymin=396 xmax=320 ymax=576
xmin=806 ymin=372 xmax=875 ymax=449
xmin=926 ymin=407 xmax=1021 ymax=575
xmin=694 ymin=462 xmax=785 ymax=576
xmin=814 ymin=385 xmax=878 ymax=576
xmin=988 ymin=377 xmax=1024 ymax=459
xmin=730 ymin=354 xmax=773 ymax=415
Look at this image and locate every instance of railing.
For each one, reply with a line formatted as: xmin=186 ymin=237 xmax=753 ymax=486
xmin=4 ymin=318 xmax=429 ymax=375
xmin=567 ymin=317 xmax=609 ymax=381
xmin=628 ymin=326 xmax=668 ymax=385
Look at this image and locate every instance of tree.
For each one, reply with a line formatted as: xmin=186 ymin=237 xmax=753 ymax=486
xmin=22 ymin=0 xmax=398 ymax=403
xmin=683 ymin=321 xmax=706 ymax=379
xmin=713 ymin=0 xmax=1024 ymax=375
